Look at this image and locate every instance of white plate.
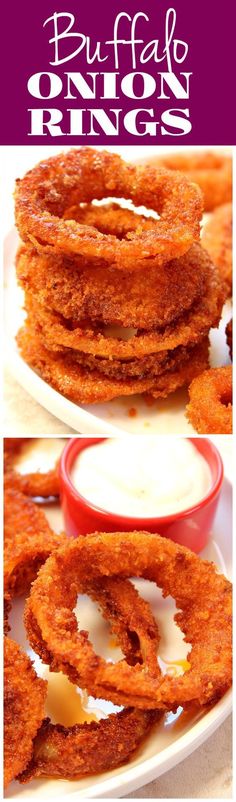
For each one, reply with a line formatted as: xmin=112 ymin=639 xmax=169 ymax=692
xmin=6 ymin=439 xmax=232 ymax=799
xmin=4 ymin=147 xmax=232 ymax=435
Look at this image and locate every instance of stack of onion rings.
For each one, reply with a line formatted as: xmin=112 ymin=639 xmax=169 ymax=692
xmin=16 ymin=242 xmax=207 ymax=331
xmin=15 ymin=148 xmax=227 ymax=409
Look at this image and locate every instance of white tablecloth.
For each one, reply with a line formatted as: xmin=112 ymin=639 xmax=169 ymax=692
xmin=4 ymin=367 xmax=76 ymax=434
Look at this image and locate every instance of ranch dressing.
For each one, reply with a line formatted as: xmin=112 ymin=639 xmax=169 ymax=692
xmin=70 ymin=437 xmax=211 ymax=517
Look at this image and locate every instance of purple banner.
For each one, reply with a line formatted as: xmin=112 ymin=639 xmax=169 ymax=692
xmin=1 ymin=0 xmax=235 ymax=144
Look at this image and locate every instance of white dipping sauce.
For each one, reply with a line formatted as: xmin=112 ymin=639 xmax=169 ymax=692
xmin=70 ymin=438 xmax=212 ymax=518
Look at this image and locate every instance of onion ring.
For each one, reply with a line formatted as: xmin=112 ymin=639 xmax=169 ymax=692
xmin=202 ymin=203 xmax=232 ymax=297
xmin=59 ymin=343 xmax=203 ymax=381
xmin=4 ymin=486 xmax=162 ymax=785
xmin=15 ymin=147 xmax=202 ymax=266
xmin=16 ymin=242 xmax=207 ymax=331
xmin=19 ymin=708 xmax=160 ymax=783
xmin=4 ymin=636 xmax=46 ymax=788
xmin=22 ymin=250 xmax=223 ymax=359
xmin=25 ymin=531 xmax=232 ymax=710
xmin=138 ymin=151 xmax=232 ymax=212
xmin=21 ymin=575 xmax=161 ymax=783
xmin=17 ymin=325 xmax=209 ymax=404
xmin=4 ymin=438 xmax=60 ymax=498
xmin=4 ymin=484 xmax=63 ymax=601
xmin=186 ymin=365 xmax=232 ymax=434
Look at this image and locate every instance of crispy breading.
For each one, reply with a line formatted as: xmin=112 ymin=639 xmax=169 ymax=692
xmin=4 ymin=637 xmax=46 ymax=788
xmin=202 ymin=203 xmax=232 ymax=296
xmin=25 ymin=532 xmax=232 ymax=710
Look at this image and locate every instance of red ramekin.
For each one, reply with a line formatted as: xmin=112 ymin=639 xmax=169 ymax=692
xmin=58 ymin=437 xmax=224 ymax=553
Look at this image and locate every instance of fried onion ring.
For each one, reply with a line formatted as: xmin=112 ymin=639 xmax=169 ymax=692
xmin=23 ymin=263 xmax=223 ymax=363
xmin=6 ymin=580 xmax=160 ymax=786
xmin=19 ymin=708 xmax=159 ymax=783
xmin=4 ymin=487 xmax=162 ymax=785
xmin=21 ymin=247 xmax=223 ymax=360
xmin=21 ymin=574 xmax=161 ymax=783
xmin=59 ymin=343 xmax=204 ymax=381
xmin=4 ymin=438 xmax=60 ymax=498
xmin=4 ymin=484 xmax=63 ymax=601
xmin=25 ymin=531 xmax=232 ymax=710
xmin=4 ymin=637 xmax=46 ymax=788
xmin=186 ymin=365 xmax=232 ymax=434
xmin=202 ymin=203 xmax=232 ymax=297
xmin=15 ymin=147 xmax=202 ymax=266
xmin=17 ymin=325 xmax=209 ymax=404
xmin=20 ymin=574 xmax=162 ymax=782
xmin=16 ymin=242 xmax=207 ymax=331
xmin=138 ymin=151 xmax=232 ymax=212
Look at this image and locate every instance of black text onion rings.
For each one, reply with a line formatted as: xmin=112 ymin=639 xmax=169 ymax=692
xmin=15 ymin=148 xmax=202 ymax=266
xmin=25 ymin=532 xmax=232 ymax=710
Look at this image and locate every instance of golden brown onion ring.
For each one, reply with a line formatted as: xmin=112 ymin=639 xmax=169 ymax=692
xmin=17 ymin=324 xmax=209 ymax=404
xmin=137 ymin=151 xmax=232 ymax=212
xmin=4 ymin=637 xmax=46 ymax=788
xmin=202 ymin=203 xmax=232 ymax=297
xmin=61 ymin=343 xmax=200 ymax=381
xmin=4 ymin=484 xmax=63 ymax=601
xmin=22 ymin=252 xmax=224 ymax=359
xmin=15 ymin=147 xmax=202 ymax=266
xmin=16 ymin=242 xmax=207 ymax=331
xmin=186 ymin=365 xmax=232 ymax=434
xmin=25 ymin=531 xmax=232 ymax=710
xmin=21 ymin=575 xmax=162 ymax=783
xmin=5 ymin=575 xmax=161 ymax=785
xmin=19 ymin=708 xmax=160 ymax=783
xmin=4 ymin=438 xmax=60 ymax=498
xmin=5 ymin=571 xmax=161 ymax=784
